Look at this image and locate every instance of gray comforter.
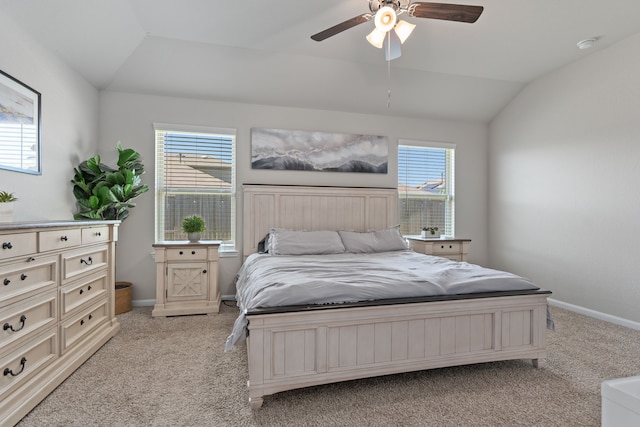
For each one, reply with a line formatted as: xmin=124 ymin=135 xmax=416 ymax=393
xmin=224 ymin=250 xmax=538 ymax=351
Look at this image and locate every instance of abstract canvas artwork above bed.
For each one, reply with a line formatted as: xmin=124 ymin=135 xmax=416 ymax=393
xmin=250 ymin=127 xmax=388 ymax=173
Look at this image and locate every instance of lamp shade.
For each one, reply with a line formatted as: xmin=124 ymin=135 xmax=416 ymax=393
xmin=394 ymin=20 xmax=415 ymax=44
xmin=366 ymin=27 xmax=386 ymax=48
xmin=374 ymin=6 xmax=397 ymax=33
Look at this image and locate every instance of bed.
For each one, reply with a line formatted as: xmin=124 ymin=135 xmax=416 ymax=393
xmin=231 ymin=184 xmax=551 ymax=409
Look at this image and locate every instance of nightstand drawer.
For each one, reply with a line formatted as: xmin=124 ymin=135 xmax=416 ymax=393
xmin=0 ymin=290 xmax=57 ymax=349
xmin=60 ymin=274 xmax=108 ymax=317
xmin=61 ymin=245 xmax=108 ymax=283
xmin=60 ymin=300 xmax=108 ymax=353
xmin=165 ymin=247 xmax=208 ymax=261
xmin=39 ymin=229 xmax=81 ymax=252
xmin=0 ymin=233 xmax=37 ymax=262
xmin=0 ymin=328 xmax=57 ymax=401
xmin=81 ymin=226 xmax=110 ymax=245
xmin=432 ymin=242 xmax=461 ymax=254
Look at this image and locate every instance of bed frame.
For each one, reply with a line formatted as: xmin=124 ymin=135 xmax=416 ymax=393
xmin=241 ymin=184 xmax=550 ymax=409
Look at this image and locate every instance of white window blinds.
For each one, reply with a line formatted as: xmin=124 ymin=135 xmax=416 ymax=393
xmin=154 ymin=124 xmax=235 ymax=245
xmin=398 ymin=142 xmax=455 ymax=237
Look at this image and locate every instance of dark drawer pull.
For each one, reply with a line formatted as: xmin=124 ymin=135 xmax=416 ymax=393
xmin=80 ymin=257 xmax=93 ymax=265
xmin=20 ymin=273 xmax=27 ymax=280
xmin=79 ymin=289 xmax=84 ymax=295
xmin=80 ymin=319 xmax=85 ymax=325
xmin=3 ymin=278 xmax=10 ymax=286
xmin=26 ymin=256 xmax=36 ymax=262
xmin=179 ymin=251 xmax=183 ymax=255
xmin=2 ymin=242 xmax=12 ymax=250
xmin=60 ymin=236 xmax=68 ymax=241
xmin=95 ymin=232 xmax=101 ymax=236
xmin=202 ymin=269 xmax=207 ymax=274
xmin=3 ymin=315 xmax=27 ymax=332
xmin=192 ymin=251 xmax=196 ymax=255
xmin=4 ymin=357 xmax=27 ymax=377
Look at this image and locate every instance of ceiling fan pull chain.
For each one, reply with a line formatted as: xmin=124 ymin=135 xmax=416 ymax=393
xmin=387 ymin=53 xmax=392 ymax=108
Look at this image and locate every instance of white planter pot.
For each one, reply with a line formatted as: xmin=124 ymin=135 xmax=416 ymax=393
xmin=187 ymin=232 xmax=201 ymax=242
xmin=0 ymin=202 xmax=15 ymax=223
xmin=421 ymin=231 xmax=441 ymax=239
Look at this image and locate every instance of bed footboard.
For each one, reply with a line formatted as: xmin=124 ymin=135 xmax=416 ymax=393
xmin=245 ymin=293 xmax=549 ymax=408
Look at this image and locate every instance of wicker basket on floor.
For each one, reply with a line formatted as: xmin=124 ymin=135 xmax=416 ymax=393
xmin=115 ymin=281 xmax=133 ymax=315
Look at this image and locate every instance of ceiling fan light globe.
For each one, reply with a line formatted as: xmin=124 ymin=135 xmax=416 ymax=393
xmin=366 ymin=28 xmax=386 ymax=48
xmin=394 ymin=20 xmax=415 ymax=44
xmin=374 ymin=6 xmax=397 ymax=32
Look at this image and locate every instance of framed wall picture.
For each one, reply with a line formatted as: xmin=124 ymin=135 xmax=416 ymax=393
xmin=251 ymin=128 xmax=388 ymax=174
xmin=0 ymin=70 xmax=41 ymax=174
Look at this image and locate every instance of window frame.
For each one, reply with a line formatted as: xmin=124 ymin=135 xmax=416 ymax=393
xmin=154 ymin=123 xmax=236 ymax=251
xmin=397 ymin=140 xmax=456 ymax=237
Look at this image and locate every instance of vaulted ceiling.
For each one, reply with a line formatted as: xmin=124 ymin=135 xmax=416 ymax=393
xmin=3 ymin=0 xmax=640 ymax=122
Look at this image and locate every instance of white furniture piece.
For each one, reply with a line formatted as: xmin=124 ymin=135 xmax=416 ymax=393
xmin=602 ymin=375 xmax=640 ymax=427
xmin=0 ymin=221 xmax=120 ymax=426
xmin=151 ymin=241 xmax=220 ymax=317
xmin=240 ymin=185 xmax=550 ymax=409
xmin=405 ymin=236 xmax=471 ymax=261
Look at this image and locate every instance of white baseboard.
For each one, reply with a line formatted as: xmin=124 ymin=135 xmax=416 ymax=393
xmin=132 ymin=299 xmax=155 ymax=307
xmin=548 ymin=298 xmax=640 ymax=331
xmin=132 ymin=297 xmax=235 ymax=307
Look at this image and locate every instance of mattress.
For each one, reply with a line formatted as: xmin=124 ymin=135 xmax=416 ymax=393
xmin=225 ymin=250 xmax=540 ymax=351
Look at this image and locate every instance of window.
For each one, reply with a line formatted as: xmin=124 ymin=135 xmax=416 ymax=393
xmin=398 ymin=141 xmax=455 ymax=237
xmin=154 ymin=124 xmax=235 ymax=248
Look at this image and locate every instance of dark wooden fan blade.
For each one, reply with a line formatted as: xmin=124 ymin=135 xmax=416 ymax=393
xmin=311 ymin=14 xmax=372 ymax=41
xmin=409 ymin=2 xmax=483 ymax=23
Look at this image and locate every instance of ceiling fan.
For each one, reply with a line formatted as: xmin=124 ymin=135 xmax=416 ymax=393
xmin=311 ymin=1 xmax=484 ymax=60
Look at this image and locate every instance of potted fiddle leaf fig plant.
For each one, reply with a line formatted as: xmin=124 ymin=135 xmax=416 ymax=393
xmin=71 ymin=142 xmax=149 ymax=221
xmin=182 ymin=215 xmax=205 ymax=242
xmin=0 ymin=191 xmax=17 ymax=223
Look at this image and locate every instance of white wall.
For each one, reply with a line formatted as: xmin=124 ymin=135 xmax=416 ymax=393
xmin=99 ymin=91 xmax=488 ymax=302
xmin=0 ymin=9 xmax=99 ymax=220
xmin=489 ymin=32 xmax=640 ymax=323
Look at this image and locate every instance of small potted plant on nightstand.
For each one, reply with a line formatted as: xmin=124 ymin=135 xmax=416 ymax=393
xmin=421 ymin=226 xmax=440 ymax=238
xmin=0 ymin=191 xmax=17 ymax=223
xmin=182 ymin=215 xmax=205 ymax=242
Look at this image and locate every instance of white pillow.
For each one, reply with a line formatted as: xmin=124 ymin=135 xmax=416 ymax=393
xmin=338 ymin=227 xmax=408 ymax=253
xmin=268 ymin=229 xmax=346 ymax=255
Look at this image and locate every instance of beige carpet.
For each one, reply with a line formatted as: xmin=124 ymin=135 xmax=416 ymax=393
xmin=17 ymin=304 xmax=640 ymax=427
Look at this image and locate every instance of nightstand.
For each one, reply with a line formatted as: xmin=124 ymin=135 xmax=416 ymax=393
xmin=151 ymin=241 xmax=221 ymax=317
xmin=405 ymin=236 xmax=471 ymax=262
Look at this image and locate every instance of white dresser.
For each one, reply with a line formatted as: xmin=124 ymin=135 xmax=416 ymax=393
xmin=0 ymin=221 xmax=120 ymax=426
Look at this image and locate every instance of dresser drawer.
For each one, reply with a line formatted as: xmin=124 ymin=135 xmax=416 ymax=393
xmin=166 ymin=247 xmax=208 ymax=261
xmin=432 ymin=242 xmax=461 ymax=254
xmin=0 ymin=255 xmax=57 ymax=305
xmin=39 ymin=229 xmax=81 ymax=252
xmin=0 ymin=328 xmax=57 ymax=401
xmin=60 ymin=300 xmax=108 ymax=353
xmin=0 ymin=290 xmax=57 ymax=350
xmin=0 ymin=232 xmax=37 ymax=262
xmin=60 ymin=274 xmax=108 ymax=318
xmin=61 ymin=245 xmax=108 ymax=284
xmin=81 ymin=226 xmax=110 ymax=245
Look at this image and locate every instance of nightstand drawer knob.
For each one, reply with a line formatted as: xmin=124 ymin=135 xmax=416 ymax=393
xmin=3 ymin=278 xmax=10 ymax=286
xmin=80 ymin=257 xmax=93 ymax=265
xmin=60 ymin=236 xmax=68 ymax=241
xmin=2 ymin=242 xmax=12 ymax=250
xmin=203 ymin=270 xmax=207 ymax=274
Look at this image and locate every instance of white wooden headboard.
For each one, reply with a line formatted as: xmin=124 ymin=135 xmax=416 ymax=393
xmin=243 ymin=184 xmax=398 ymax=257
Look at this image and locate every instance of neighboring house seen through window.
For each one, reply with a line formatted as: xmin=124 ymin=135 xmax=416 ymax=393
xmin=154 ymin=124 xmax=235 ymax=249
xmin=398 ymin=141 xmax=455 ymax=237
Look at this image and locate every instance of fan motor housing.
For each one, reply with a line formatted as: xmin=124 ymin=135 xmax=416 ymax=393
xmin=369 ymin=0 xmax=406 ymax=14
